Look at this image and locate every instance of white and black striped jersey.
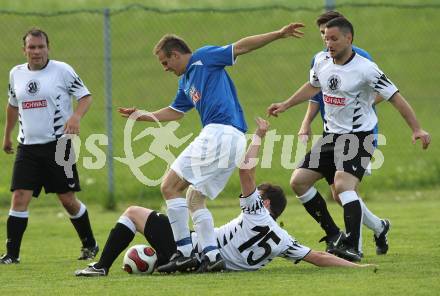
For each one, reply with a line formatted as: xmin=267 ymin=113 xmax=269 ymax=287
xmin=191 ymin=189 xmax=311 ymax=271
xmin=310 ymin=51 xmax=398 ymax=134
xmin=8 ymin=60 xmax=90 ymax=144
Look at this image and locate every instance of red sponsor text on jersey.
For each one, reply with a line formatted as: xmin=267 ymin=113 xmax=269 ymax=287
xmin=189 ymin=85 xmax=201 ymax=104
xmin=22 ymin=99 xmax=47 ymax=109
xmin=324 ymin=95 xmax=346 ymax=106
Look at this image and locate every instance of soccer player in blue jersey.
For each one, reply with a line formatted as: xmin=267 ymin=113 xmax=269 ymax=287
xmin=118 ymin=23 xmax=305 ymax=272
xmin=296 ymin=11 xmax=390 ymax=257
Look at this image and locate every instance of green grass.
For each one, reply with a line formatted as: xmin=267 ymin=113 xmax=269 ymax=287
xmin=0 ymin=189 xmax=439 ymax=295
xmin=0 ymin=3 xmax=438 ymax=206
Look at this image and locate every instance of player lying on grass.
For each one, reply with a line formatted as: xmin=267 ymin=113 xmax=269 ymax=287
xmin=75 ymin=118 xmax=373 ymax=276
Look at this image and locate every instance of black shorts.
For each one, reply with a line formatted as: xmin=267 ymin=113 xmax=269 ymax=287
xmin=143 ymin=211 xmax=177 ymax=266
xmin=298 ymin=131 xmax=375 ymax=184
xmin=11 ymin=140 xmax=81 ymax=197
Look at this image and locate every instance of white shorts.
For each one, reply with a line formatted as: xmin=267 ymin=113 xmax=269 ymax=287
xmin=171 ymin=124 xmax=246 ymax=199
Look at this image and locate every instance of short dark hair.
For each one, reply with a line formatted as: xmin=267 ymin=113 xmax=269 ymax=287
xmin=153 ymin=34 xmax=192 ymax=57
xmin=257 ymin=183 xmax=287 ymax=220
xmin=316 ymin=10 xmax=344 ymax=27
xmin=23 ymin=28 xmax=49 ymax=47
xmin=326 ymin=17 xmax=354 ymax=42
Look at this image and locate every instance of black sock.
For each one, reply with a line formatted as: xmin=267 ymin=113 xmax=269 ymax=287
xmin=70 ymin=209 xmax=96 ymax=248
xmin=343 ymin=200 xmax=362 ymax=250
xmin=6 ymin=215 xmax=28 ymax=258
xmin=95 ymin=223 xmax=135 ymax=271
xmin=303 ymin=192 xmax=340 ymax=237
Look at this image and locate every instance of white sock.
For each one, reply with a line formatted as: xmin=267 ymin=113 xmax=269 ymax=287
xmin=192 ymin=208 xmax=219 ymax=262
xmin=297 ymin=187 xmax=317 ymax=204
xmin=70 ymin=202 xmax=86 ymax=219
xmin=166 ymin=198 xmax=192 ymax=256
xmin=117 ymin=215 xmax=136 ymax=234
xmin=359 ymin=198 xmax=384 ymax=236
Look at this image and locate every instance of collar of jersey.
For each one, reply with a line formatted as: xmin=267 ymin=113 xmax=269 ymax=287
xmin=27 ymin=59 xmax=50 ymax=71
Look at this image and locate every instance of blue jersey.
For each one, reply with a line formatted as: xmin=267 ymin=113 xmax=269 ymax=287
xmin=310 ymin=45 xmax=378 ymax=145
xmin=170 ymin=45 xmax=247 ymax=133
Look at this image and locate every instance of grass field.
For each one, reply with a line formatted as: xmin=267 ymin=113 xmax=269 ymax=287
xmin=0 ymin=189 xmax=438 ymax=295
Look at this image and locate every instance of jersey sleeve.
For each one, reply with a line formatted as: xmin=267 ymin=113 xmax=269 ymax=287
xmin=8 ymin=69 xmax=18 ymax=107
xmin=239 ymin=189 xmax=268 ymax=216
xmin=278 ymin=236 xmax=311 ymax=264
xmin=309 ymin=93 xmax=322 ymax=104
xmin=365 ymin=63 xmax=399 ymax=100
xmin=309 ymin=55 xmax=321 ymax=88
xmin=169 ymin=79 xmax=194 ymax=113
xmin=61 ymin=63 xmax=91 ymax=100
xmin=198 ymin=45 xmax=235 ymax=67
xmin=309 ymin=54 xmax=322 ymax=103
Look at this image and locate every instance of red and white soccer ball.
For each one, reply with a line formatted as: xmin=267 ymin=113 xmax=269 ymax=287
xmin=122 ymin=244 xmax=158 ymax=275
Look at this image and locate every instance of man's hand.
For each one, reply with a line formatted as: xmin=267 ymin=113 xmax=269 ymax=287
xmin=3 ymin=137 xmax=14 ymax=154
xmin=278 ymin=23 xmax=305 ymax=39
xmin=118 ymin=107 xmax=138 ymax=118
xmin=64 ymin=114 xmax=81 ymax=135
xmin=412 ymin=129 xmax=431 ymax=150
xmin=255 ymin=117 xmax=270 ymax=139
xmin=267 ymin=102 xmax=288 ymax=117
xmin=117 ymin=107 xmax=146 ymax=121
xmin=298 ymin=123 xmax=312 ymax=144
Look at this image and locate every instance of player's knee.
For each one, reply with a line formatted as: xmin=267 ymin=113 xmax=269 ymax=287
xmin=290 ymin=175 xmax=309 ymax=196
xmin=186 ymin=186 xmax=206 ymax=214
xmin=160 ymin=182 xmax=176 ymax=200
xmin=123 ymin=206 xmax=142 ymax=221
xmin=333 ymin=179 xmax=347 ymax=196
xmin=11 ymin=190 xmax=32 ymax=211
xmin=58 ymin=192 xmax=78 ymax=209
xmin=122 ymin=206 xmax=152 ymax=231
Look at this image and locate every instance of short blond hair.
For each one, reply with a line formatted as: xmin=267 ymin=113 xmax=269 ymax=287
xmin=153 ymin=34 xmax=192 ymax=57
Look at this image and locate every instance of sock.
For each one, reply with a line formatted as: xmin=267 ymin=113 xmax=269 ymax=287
xmin=299 ymin=187 xmax=340 ymax=237
xmin=95 ymin=216 xmax=136 ymax=271
xmin=6 ymin=210 xmax=29 ymax=259
xmin=359 ymin=198 xmax=384 ymax=236
xmin=166 ymin=198 xmax=192 ymax=256
xmin=339 ymin=191 xmax=362 ymax=251
xmin=192 ymin=209 xmax=219 ymax=262
xmin=70 ymin=202 xmax=96 ymax=248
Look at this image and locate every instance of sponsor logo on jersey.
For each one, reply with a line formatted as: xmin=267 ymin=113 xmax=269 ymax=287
xmin=323 ymin=95 xmax=346 ymax=106
xmin=327 ymin=74 xmax=341 ymax=91
xmin=22 ymin=99 xmax=47 ymax=109
xmin=26 ymin=80 xmax=40 ymax=96
xmin=189 ymin=85 xmax=201 ymax=104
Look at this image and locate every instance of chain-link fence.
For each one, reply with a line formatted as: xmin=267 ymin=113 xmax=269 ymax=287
xmin=0 ymin=3 xmax=438 ymax=207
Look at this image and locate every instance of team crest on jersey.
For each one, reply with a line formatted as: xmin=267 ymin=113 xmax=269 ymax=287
xmin=189 ymin=85 xmax=201 ymax=104
xmin=26 ymin=80 xmax=40 ymax=96
xmin=327 ymin=75 xmax=341 ymax=91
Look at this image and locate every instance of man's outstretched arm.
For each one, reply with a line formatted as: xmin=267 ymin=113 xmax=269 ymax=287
xmin=118 ymin=106 xmax=184 ymax=122
xmin=303 ymin=250 xmax=375 ymax=268
xmin=233 ymin=23 xmax=304 ymax=58
xmin=239 ymin=117 xmax=270 ymax=197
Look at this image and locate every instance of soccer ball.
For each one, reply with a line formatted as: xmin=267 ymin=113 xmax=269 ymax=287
xmin=122 ymin=244 xmax=157 ymax=275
